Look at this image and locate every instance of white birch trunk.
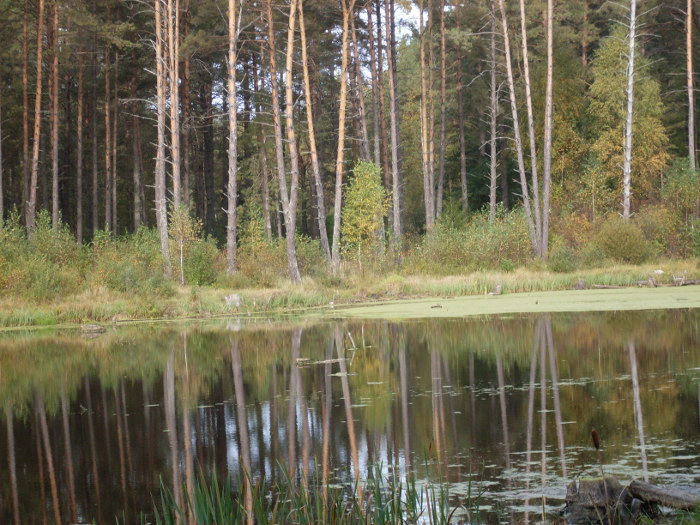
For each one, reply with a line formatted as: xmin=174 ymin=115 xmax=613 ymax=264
xmin=622 ymin=0 xmax=637 ymax=219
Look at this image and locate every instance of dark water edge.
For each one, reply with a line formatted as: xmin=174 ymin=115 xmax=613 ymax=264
xmin=1 ymin=310 xmax=699 ymax=524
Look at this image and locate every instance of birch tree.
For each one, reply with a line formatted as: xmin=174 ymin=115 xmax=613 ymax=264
xmin=622 ymin=0 xmax=637 ymax=219
xmin=226 ymin=0 xmax=241 ymax=273
xmin=687 ymin=0 xmax=695 ymax=171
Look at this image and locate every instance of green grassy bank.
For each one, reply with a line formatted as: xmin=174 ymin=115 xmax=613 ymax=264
xmin=1 ymin=261 xmax=698 ymax=329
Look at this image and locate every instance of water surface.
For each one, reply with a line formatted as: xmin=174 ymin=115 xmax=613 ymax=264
xmin=1 ymin=310 xmax=699 ymax=523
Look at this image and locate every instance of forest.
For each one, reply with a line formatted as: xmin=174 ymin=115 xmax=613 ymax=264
xmin=0 ymin=0 xmax=698 ymax=295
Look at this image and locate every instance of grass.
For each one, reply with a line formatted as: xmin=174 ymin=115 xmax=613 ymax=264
xmin=129 ymin=464 xmax=476 ymax=525
xmin=0 ymin=260 xmax=698 ymax=329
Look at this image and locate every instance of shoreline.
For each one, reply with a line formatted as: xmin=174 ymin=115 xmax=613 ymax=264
xmin=0 ymin=261 xmax=698 ymax=329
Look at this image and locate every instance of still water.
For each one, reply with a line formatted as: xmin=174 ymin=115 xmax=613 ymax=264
xmin=0 ymin=310 xmax=699 ymax=523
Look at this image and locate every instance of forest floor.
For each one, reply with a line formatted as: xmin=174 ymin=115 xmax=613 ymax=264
xmin=1 ymin=259 xmax=698 ymax=329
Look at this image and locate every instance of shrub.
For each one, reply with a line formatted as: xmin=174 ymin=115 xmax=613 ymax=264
xmin=548 ymin=238 xmax=576 ymax=273
xmin=184 ymin=237 xmax=222 ymax=286
xmin=634 ymin=204 xmax=680 ymax=256
xmin=594 ymin=216 xmax=650 ymax=264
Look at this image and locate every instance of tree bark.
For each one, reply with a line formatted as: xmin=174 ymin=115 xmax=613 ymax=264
xmin=167 ymin=0 xmax=181 ymax=207
xmin=496 ymin=0 xmax=537 ymax=250
xmin=22 ymin=0 xmax=29 ymax=221
xmin=104 ymin=36 xmax=112 ymax=232
xmin=456 ymin=21 xmax=468 ymax=212
xmin=182 ymin=1 xmax=191 ymax=209
xmin=541 ymin=0 xmax=554 ymax=256
xmin=350 ymin=14 xmax=371 ymax=161
xmin=436 ymin=0 xmax=447 ymax=218
xmin=419 ymin=0 xmax=434 ymax=229
xmin=50 ymin=0 xmax=59 ymax=227
xmin=622 ymin=0 xmax=637 ymax=219
xmin=91 ymin=0 xmax=98 ymax=235
xmin=0 ymin=81 xmax=3 ymax=224
xmin=518 ymin=0 xmax=542 ymax=251
xmin=253 ymin=56 xmax=272 ymax=239
xmin=26 ymin=0 xmax=45 ymax=231
xmin=331 ymin=0 xmax=356 ymax=273
xmin=112 ymin=52 xmax=118 ymax=235
xmin=367 ymin=1 xmax=381 ymax=166
xmin=130 ymin=75 xmax=143 ymax=230
xmin=76 ymin=48 xmax=84 ymax=243
xmin=489 ymin=0 xmax=498 ymax=222
xmin=375 ymin=0 xmax=391 ymax=223
xmin=385 ymin=0 xmax=402 ymax=240
xmin=226 ymin=0 xmax=239 ymax=273
xmin=299 ymin=0 xmax=331 ymax=261
xmin=155 ymin=0 xmax=172 ymax=276
xmin=688 ymin=0 xmax=696 ymax=170
xmin=266 ymin=0 xmax=302 ymax=283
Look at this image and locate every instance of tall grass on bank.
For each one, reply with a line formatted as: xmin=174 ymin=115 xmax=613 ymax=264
xmin=132 ymin=465 xmax=477 ymax=525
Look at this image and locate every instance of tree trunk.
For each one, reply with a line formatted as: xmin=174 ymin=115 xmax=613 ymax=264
xmin=182 ymin=1 xmax=191 ymax=209
xmin=299 ymin=0 xmax=331 ymax=261
xmin=375 ymin=0 xmax=391 ymax=223
xmin=518 ymin=0 xmax=542 ymax=251
xmin=283 ymin=0 xmax=302 ymax=282
xmin=489 ymin=0 xmax=498 ymax=222
xmin=253 ymin=57 xmax=272 ymax=239
xmin=541 ymin=0 xmax=553 ymax=256
xmin=456 ymin=26 xmax=468 ymax=212
xmin=201 ymin=81 xmax=215 ymax=235
xmin=226 ymin=0 xmax=239 ymax=273
xmin=622 ymin=0 xmax=637 ymax=219
xmin=688 ymin=0 xmax=696 ymax=170
xmin=350 ymin=14 xmax=371 ymax=161
xmin=155 ymin=0 xmax=172 ymax=276
xmin=385 ymin=0 xmax=402 ymax=240
xmin=331 ymin=0 xmax=356 ymax=273
xmin=50 ymin=0 xmax=59 ymax=227
xmin=76 ymin=48 xmax=84 ymax=243
xmin=167 ymin=0 xmax=181 ymax=207
xmin=427 ymin=0 xmax=436 ymax=221
xmin=267 ymin=0 xmax=302 ymax=283
xmin=436 ymin=0 xmax=447 ymax=218
xmin=112 ymin=52 xmax=118 ymax=235
xmin=22 ymin=0 xmax=29 ymax=222
xmin=496 ymin=0 xmax=537 ymax=250
xmin=419 ymin=0 xmax=434 ymax=230
xmin=91 ymin=0 xmax=98 ymax=235
xmin=104 ymin=38 xmax=112 ymax=232
xmin=131 ymin=76 xmax=143 ymax=230
xmin=367 ymin=1 xmax=381 ymax=166
xmin=0 ymin=82 xmax=3 ymax=225
xmin=26 ymin=0 xmax=45 ymax=231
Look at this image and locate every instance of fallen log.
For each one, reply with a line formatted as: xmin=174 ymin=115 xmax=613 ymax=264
xmin=628 ymin=480 xmax=700 ymax=510
xmin=592 ymin=284 xmax=623 ymax=289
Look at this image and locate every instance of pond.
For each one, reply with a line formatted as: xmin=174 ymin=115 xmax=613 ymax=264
xmin=1 ymin=309 xmax=699 ymax=523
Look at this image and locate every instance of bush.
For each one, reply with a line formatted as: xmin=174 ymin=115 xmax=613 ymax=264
xmin=594 ymin=216 xmax=650 ymax=264
xmin=184 ymin=237 xmax=222 ymax=286
xmin=634 ymin=204 xmax=680 ymax=257
xmin=548 ymin=238 xmax=576 ymax=273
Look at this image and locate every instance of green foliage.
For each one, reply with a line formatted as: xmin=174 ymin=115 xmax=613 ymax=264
xmin=170 ymin=206 xmax=217 ymax=286
xmin=587 ymin=26 xmax=669 ymax=208
xmin=404 ymin=206 xmax=531 ymax=274
xmin=342 ymin=162 xmax=388 ymax=268
xmin=594 ymin=216 xmax=650 ymax=264
xmin=662 ymin=158 xmax=700 ymax=218
xmin=548 ymin=238 xmax=576 ymax=273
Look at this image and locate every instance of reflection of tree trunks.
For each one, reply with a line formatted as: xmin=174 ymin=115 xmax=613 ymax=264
xmin=121 ymin=379 xmax=134 ymax=485
xmin=496 ymin=357 xmax=511 ymax=474
xmin=34 ymin=409 xmax=48 ymax=525
xmin=469 ymin=353 xmax=476 ymax=447
xmin=524 ymin=326 xmax=539 ymax=524
xmin=269 ymin=364 xmax=278 ymax=485
xmin=628 ymin=342 xmax=648 ymax=481
xmin=5 ymin=404 xmax=20 ymax=525
xmin=61 ymin=390 xmax=78 ymax=522
xmin=114 ymin=385 xmax=128 ymax=519
xmin=143 ymin=382 xmax=154 ymax=486
xmin=100 ymin=385 xmax=113 ymax=473
xmin=232 ymin=340 xmax=253 ymax=525
xmin=183 ymin=409 xmax=195 ymax=525
xmin=544 ymin=320 xmax=567 ymax=479
xmin=35 ymin=390 xmax=62 ymax=524
xmin=300 ymin=381 xmax=311 ymax=489
xmin=398 ymin=328 xmax=411 ymax=469
xmin=539 ymin=324 xmax=547 ymax=487
xmin=165 ymin=354 xmax=183 ymax=517
xmin=288 ymin=329 xmax=301 ymax=477
xmin=85 ymin=378 xmax=102 ymax=519
xmin=336 ymin=326 xmax=360 ymax=486
xmin=430 ymin=351 xmax=443 ymax=464
xmin=322 ymin=339 xmax=333 ymax=501
xmin=442 ymin=357 xmax=458 ymax=457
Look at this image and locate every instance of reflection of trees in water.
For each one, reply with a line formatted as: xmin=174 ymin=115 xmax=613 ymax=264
xmin=0 ymin=312 xmax=699 ymax=522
